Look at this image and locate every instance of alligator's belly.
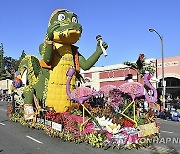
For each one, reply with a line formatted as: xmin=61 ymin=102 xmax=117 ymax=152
xmin=46 ymin=44 xmax=76 ymax=112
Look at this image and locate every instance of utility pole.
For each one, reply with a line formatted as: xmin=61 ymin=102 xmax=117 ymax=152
xmin=0 ymin=43 xmax=5 ymax=79
xmin=149 ymin=28 xmax=166 ymax=109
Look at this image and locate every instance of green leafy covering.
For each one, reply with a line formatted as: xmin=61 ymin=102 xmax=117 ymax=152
xmin=16 ymin=8 xmax=108 ymax=113
xmin=124 ymin=54 xmax=155 ymax=76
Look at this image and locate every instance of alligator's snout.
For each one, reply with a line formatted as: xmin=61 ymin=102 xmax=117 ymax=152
xmin=73 ymin=25 xmax=81 ymax=30
xmin=71 ymin=23 xmax=82 ymax=32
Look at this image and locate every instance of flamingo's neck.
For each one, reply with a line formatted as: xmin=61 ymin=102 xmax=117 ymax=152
xmin=144 ymin=75 xmax=153 ymax=89
xmin=66 ymin=76 xmax=73 ymax=99
xmin=144 ymin=74 xmax=157 ymax=103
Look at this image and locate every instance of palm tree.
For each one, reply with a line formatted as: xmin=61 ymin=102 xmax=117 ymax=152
xmin=124 ymin=53 xmax=155 ymax=84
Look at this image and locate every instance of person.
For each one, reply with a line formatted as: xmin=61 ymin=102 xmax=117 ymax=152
xmin=154 ymin=109 xmax=159 ymax=117
xmin=124 ymin=74 xmax=133 ymax=82
xmin=164 ymin=108 xmax=171 ymax=120
xmin=176 ymin=96 xmax=180 ymax=103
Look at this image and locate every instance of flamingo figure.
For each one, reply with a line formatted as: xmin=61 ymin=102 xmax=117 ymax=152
xmin=66 ymin=68 xmax=100 ymax=131
xmin=118 ymin=73 xmax=157 ymax=103
xmin=99 ymin=84 xmax=117 ymax=98
xmin=118 ymin=73 xmax=157 ymax=127
xmin=66 ymin=68 xmax=100 ymax=104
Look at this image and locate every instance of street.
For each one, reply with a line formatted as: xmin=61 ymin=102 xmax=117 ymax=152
xmin=0 ymin=101 xmax=180 ymax=154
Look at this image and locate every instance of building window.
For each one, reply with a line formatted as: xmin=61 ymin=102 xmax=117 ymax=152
xmin=159 ymin=77 xmax=180 ymax=87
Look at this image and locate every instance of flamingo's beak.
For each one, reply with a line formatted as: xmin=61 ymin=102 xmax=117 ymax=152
xmin=147 ymin=75 xmax=151 ymax=80
xmin=66 ymin=68 xmax=75 ymax=77
xmin=66 ymin=70 xmax=69 ymax=76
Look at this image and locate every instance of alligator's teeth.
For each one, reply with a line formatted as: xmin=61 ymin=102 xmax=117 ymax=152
xmin=66 ymin=30 xmax=69 ymax=37
xmin=76 ymin=30 xmax=80 ymax=34
xmin=63 ymin=30 xmax=66 ymax=37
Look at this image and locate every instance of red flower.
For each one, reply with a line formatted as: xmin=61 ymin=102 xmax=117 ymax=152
xmin=156 ymin=123 xmax=161 ymax=130
xmin=139 ymin=53 xmax=145 ymax=61
xmin=119 ymin=119 xmax=134 ymax=127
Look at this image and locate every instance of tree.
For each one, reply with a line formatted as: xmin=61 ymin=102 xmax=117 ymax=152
xmin=3 ymin=56 xmax=17 ymax=79
xmin=14 ymin=50 xmax=26 ymax=70
xmin=124 ymin=53 xmax=155 ymax=84
xmin=0 ymin=43 xmax=6 ymax=80
xmin=4 ymin=50 xmax=26 ymax=79
xmin=0 ymin=44 xmax=26 ymax=80
xmin=0 ymin=43 xmax=4 ymax=71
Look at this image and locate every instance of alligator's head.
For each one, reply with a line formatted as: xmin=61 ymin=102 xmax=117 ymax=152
xmin=48 ymin=9 xmax=82 ymax=44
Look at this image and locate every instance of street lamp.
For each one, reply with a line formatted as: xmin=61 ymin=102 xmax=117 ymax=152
xmin=149 ymin=28 xmax=166 ymax=109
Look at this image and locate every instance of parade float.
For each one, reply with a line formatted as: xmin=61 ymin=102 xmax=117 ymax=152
xmin=7 ymin=8 xmax=160 ymax=150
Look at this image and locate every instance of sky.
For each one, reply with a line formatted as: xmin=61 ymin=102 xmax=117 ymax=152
xmin=0 ymin=0 xmax=180 ymax=67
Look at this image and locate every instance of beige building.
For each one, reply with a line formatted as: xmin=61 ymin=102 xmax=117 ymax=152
xmin=0 ymin=79 xmax=12 ymax=94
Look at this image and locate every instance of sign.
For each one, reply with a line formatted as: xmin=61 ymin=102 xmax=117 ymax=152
xmin=138 ymin=122 xmax=159 ymax=137
xmin=37 ymin=118 xmax=43 ymax=123
xmin=52 ymin=122 xmax=62 ymax=132
xmin=158 ymin=61 xmax=179 ymax=68
xmin=37 ymin=118 xmax=52 ymax=126
xmin=24 ymin=104 xmax=34 ymax=120
xmin=45 ymin=120 xmax=52 ymax=126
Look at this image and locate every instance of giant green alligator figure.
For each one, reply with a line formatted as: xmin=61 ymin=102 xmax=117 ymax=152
xmin=18 ymin=8 xmax=108 ymax=113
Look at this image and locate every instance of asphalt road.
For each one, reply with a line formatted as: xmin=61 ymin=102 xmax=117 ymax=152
xmin=0 ymin=101 xmax=180 ymax=154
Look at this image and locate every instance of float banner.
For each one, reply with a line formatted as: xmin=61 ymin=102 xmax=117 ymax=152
xmin=138 ymin=122 xmax=159 ymax=137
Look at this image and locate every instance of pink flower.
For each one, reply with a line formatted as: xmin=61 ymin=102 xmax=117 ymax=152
xmin=70 ymin=115 xmax=88 ymax=123
xmin=81 ymin=122 xmax=95 ymax=134
xmin=104 ymin=130 xmax=113 ymax=140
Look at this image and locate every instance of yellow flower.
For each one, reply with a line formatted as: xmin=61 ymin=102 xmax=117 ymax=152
xmin=106 ymin=122 xmax=121 ymax=134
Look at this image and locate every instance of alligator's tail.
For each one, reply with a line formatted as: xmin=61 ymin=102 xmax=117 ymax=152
xmin=18 ymin=55 xmax=41 ymax=86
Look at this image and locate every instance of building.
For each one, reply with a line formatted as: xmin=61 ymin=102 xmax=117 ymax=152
xmin=156 ymin=56 xmax=180 ymax=98
xmin=80 ymin=63 xmax=137 ymax=90
xmin=0 ymin=79 xmax=12 ymax=94
xmin=80 ymin=56 xmax=180 ymax=99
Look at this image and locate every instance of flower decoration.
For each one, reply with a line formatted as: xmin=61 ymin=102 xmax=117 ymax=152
xmin=139 ymin=53 xmax=145 ymax=61
xmin=119 ymin=119 xmax=134 ymax=128
xmin=71 ymin=87 xmax=95 ymax=99
xmin=106 ymin=122 xmax=121 ymax=134
xmin=118 ymin=82 xmax=144 ymax=98
xmin=14 ymin=87 xmax=24 ymax=105
xmin=100 ymin=85 xmax=117 ymax=98
xmin=12 ymin=77 xmax=22 ymax=88
xmin=107 ymin=88 xmax=123 ymax=109
xmin=96 ymin=116 xmax=112 ymax=127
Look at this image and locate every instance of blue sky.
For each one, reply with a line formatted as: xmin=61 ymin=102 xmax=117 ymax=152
xmin=0 ymin=0 xmax=180 ymax=67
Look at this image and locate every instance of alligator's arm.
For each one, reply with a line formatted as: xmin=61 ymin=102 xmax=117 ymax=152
xmin=39 ymin=21 xmax=61 ymax=64
xmin=79 ymin=41 xmax=108 ymax=70
xmin=39 ymin=43 xmax=53 ymax=64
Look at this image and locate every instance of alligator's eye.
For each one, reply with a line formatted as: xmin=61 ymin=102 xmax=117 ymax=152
xmin=58 ymin=14 xmax=66 ymax=21
xmin=72 ymin=16 xmax=78 ymax=23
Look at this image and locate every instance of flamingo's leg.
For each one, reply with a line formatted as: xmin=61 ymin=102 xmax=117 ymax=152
xmin=120 ymin=99 xmax=138 ymax=127
xmin=133 ymin=100 xmax=138 ymax=127
xmin=121 ymin=100 xmax=134 ymax=114
xmin=80 ymin=104 xmax=91 ymax=132
xmin=80 ymin=104 xmax=103 ymax=132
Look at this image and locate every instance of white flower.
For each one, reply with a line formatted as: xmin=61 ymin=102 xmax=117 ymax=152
xmin=106 ymin=122 xmax=121 ymax=134
xmin=96 ymin=116 xmax=112 ymax=127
